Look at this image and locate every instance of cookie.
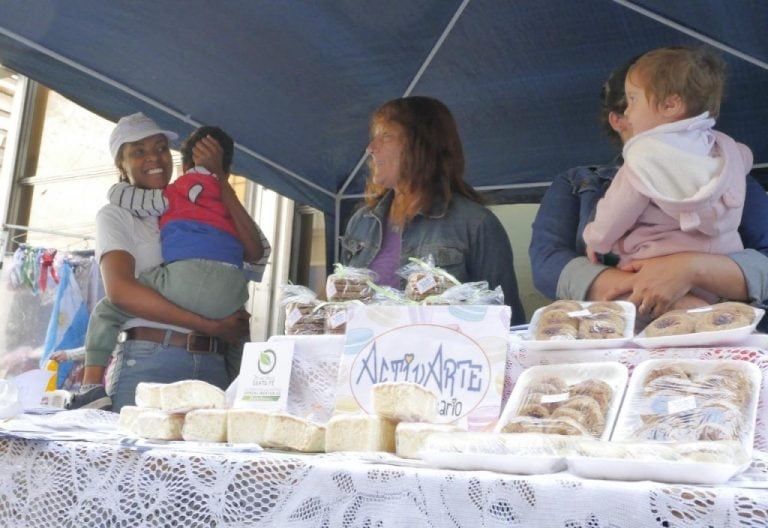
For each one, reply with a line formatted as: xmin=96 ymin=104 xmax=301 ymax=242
xmin=643 ymin=363 xmax=691 ymax=386
xmin=586 ymin=301 xmax=625 ymax=315
xmin=405 ymin=272 xmax=451 ymax=301
xmin=569 ymin=379 xmax=613 ymax=412
xmin=326 ymin=277 xmax=374 ymax=302
xmin=518 ymin=403 xmax=550 ymax=419
xmin=644 ymin=311 xmax=696 ymax=337
xmin=542 ymin=300 xmax=583 ymax=313
xmin=538 ymin=309 xmax=579 ymax=329
xmin=544 ymin=416 xmax=587 ymax=436
xmin=534 ymin=376 xmax=568 ymax=393
xmin=694 ymin=309 xmax=751 ymax=333
xmin=709 ymin=302 xmax=755 ymax=322
xmin=534 ymin=324 xmax=578 ymax=341
xmin=577 ymin=312 xmax=625 ymax=339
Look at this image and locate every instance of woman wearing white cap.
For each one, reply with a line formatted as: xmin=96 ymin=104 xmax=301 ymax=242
xmin=76 ymin=113 xmax=262 ymax=411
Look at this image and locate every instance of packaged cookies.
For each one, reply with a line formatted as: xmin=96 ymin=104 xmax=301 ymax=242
xmin=280 ymin=284 xmax=325 ymax=335
xmin=496 ymin=362 xmax=628 ymax=440
xmin=612 ymin=359 xmax=760 ymax=453
xmin=527 ymin=301 xmax=634 ymax=349
xmin=635 ymin=302 xmax=763 ymax=347
xmin=325 ymin=264 xmax=377 ymax=302
xmin=400 ymin=257 xmax=460 ymax=302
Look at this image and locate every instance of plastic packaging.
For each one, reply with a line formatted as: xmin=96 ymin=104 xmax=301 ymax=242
xmin=325 ymin=264 xmax=378 ymax=302
xmin=525 ymin=300 xmax=635 ymax=350
xmin=399 ymin=257 xmax=461 ymax=302
xmin=496 ymin=361 xmax=628 ymax=440
xmin=280 ymin=284 xmax=325 ymax=335
xmin=633 ymin=302 xmax=764 ymax=348
xmin=612 ymin=359 xmax=760 ymax=453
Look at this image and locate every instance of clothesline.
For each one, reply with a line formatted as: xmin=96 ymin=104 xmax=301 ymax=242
xmin=3 ymin=223 xmax=94 ymax=241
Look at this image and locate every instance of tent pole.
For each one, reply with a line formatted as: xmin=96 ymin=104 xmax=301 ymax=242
xmin=613 ymin=0 xmax=768 ymax=71
xmin=336 ymin=0 xmax=472 ymax=199
xmin=0 ymin=26 xmax=334 ymax=201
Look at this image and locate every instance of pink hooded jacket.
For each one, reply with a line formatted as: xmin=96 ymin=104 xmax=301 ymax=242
xmin=583 ymin=113 xmax=752 ymax=266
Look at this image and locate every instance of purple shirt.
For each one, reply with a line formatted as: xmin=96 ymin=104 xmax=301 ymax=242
xmin=369 ymin=221 xmax=401 ymax=287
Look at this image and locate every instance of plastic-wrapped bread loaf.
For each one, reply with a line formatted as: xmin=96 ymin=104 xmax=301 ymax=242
xmin=325 ymin=414 xmax=397 ymax=453
xmin=118 ymin=405 xmax=145 ymax=432
xmin=371 ymin=382 xmax=439 ymax=423
xmin=182 ymin=409 xmax=229 ymax=443
xmin=264 ymin=413 xmax=326 ymax=452
xmin=135 ymin=382 xmax=164 ymax=408
xmin=395 ymin=422 xmax=463 ymax=459
xmin=160 ymin=380 xmax=226 ymax=413
xmin=227 ymin=409 xmax=273 ymax=445
xmin=132 ymin=409 xmax=185 ymax=440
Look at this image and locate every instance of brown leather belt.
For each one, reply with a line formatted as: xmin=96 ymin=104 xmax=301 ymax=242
xmin=119 ymin=327 xmax=220 ymax=354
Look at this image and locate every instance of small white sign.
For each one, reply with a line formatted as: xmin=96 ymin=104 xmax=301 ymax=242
xmin=541 ymin=392 xmax=570 ymax=404
xmin=233 ymin=341 xmax=295 ymax=410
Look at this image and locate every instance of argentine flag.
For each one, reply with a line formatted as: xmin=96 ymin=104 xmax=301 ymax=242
xmin=40 ymin=262 xmax=90 ymax=386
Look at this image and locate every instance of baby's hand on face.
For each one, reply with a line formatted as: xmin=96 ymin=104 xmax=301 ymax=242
xmin=192 ymin=135 xmax=225 ymax=177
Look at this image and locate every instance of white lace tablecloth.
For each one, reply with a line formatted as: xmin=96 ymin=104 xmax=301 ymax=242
xmin=2 ymin=433 xmax=768 ymax=528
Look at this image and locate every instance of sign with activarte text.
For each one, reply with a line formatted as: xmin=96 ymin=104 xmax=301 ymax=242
xmin=335 ymin=305 xmax=510 ymax=430
xmin=233 ymin=341 xmax=294 ymax=410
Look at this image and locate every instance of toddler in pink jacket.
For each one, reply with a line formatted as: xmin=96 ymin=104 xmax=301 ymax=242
xmin=583 ymin=47 xmax=753 ymax=302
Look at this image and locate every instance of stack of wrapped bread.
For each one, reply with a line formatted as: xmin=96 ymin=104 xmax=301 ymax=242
xmin=118 ymin=380 xmax=327 ymax=451
xmin=117 ymin=379 xmax=465 ymax=457
xmin=326 ymin=381 xmax=462 ymax=458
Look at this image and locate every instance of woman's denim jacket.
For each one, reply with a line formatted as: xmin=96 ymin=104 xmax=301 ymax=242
xmin=529 ymin=164 xmax=768 ymax=328
xmin=340 ymin=190 xmax=526 ymax=325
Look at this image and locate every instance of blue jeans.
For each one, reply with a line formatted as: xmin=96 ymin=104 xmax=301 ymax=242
xmin=107 ymin=337 xmax=228 ymax=412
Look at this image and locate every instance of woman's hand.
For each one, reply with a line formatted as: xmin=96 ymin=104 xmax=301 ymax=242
xmin=192 ymin=135 xmax=226 ymax=178
xmin=619 ymin=254 xmax=699 ymax=317
xmin=207 ymin=309 xmax=251 ymax=344
xmin=586 ymin=267 xmax=634 ymax=301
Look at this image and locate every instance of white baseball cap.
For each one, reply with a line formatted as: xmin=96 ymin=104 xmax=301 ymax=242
xmin=108 ymin=112 xmax=178 ymax=160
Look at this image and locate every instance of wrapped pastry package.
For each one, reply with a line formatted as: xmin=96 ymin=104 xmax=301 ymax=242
xmin=325 ymin=264 xmax=378 ymax=302
xmin=564 ymin=358 xmax=761 ymax=485
xmin=495 ymin=362 xmax=628 ymax=440
xmin=399 ymin=257 xmax=460 ymax=302
xmin=525 ymin=301 xmax=635 ymax=350
xmin=612 ymin=358 xmax=760 ymax=452
xmin=280 ymin=284 xmax=325 ymax=335
xmin=634 ymin=302 xmax=764 ymax=348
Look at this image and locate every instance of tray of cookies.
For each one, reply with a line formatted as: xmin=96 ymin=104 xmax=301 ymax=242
xmin=495 ymin=362 xmax=628 ymax=441
xmin=632 ymin=302 xmax=764 ymax=348
xmin=611 ymin=358 xmax=761 ymax=453
xmin=524 ymin=300 xmax=635 ymax=350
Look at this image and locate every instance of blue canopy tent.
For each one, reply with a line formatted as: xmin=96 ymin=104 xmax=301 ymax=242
xmin=0 ymin=0 xmax=766 ymax=265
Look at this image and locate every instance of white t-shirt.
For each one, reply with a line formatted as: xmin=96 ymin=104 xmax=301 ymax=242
xmin=95 ymin=204 xmax=189 ymax=332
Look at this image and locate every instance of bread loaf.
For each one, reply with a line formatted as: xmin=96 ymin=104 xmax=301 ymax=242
xmin=371 ymin=382 xmax=439 ymax=423
xmin=264 ymin=413 xmax=326 ymax=452
xmin=160 ymin=380 xmax=226 ymax=413
xmin=182 ymin=409 xmax=229 ymax=443
xmin=132 ymin=409 xmax=185 ymax=440
xmin=227 ymin=409 xmax=273 ymax=445
xmin=135 ymin=382 xmax=164 ymax=408
xmin=325 ymin=414 xmax=396 ymax=453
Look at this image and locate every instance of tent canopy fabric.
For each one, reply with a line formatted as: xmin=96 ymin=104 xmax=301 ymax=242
xmin=0 ymin=0 xmax=766 ymax=218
